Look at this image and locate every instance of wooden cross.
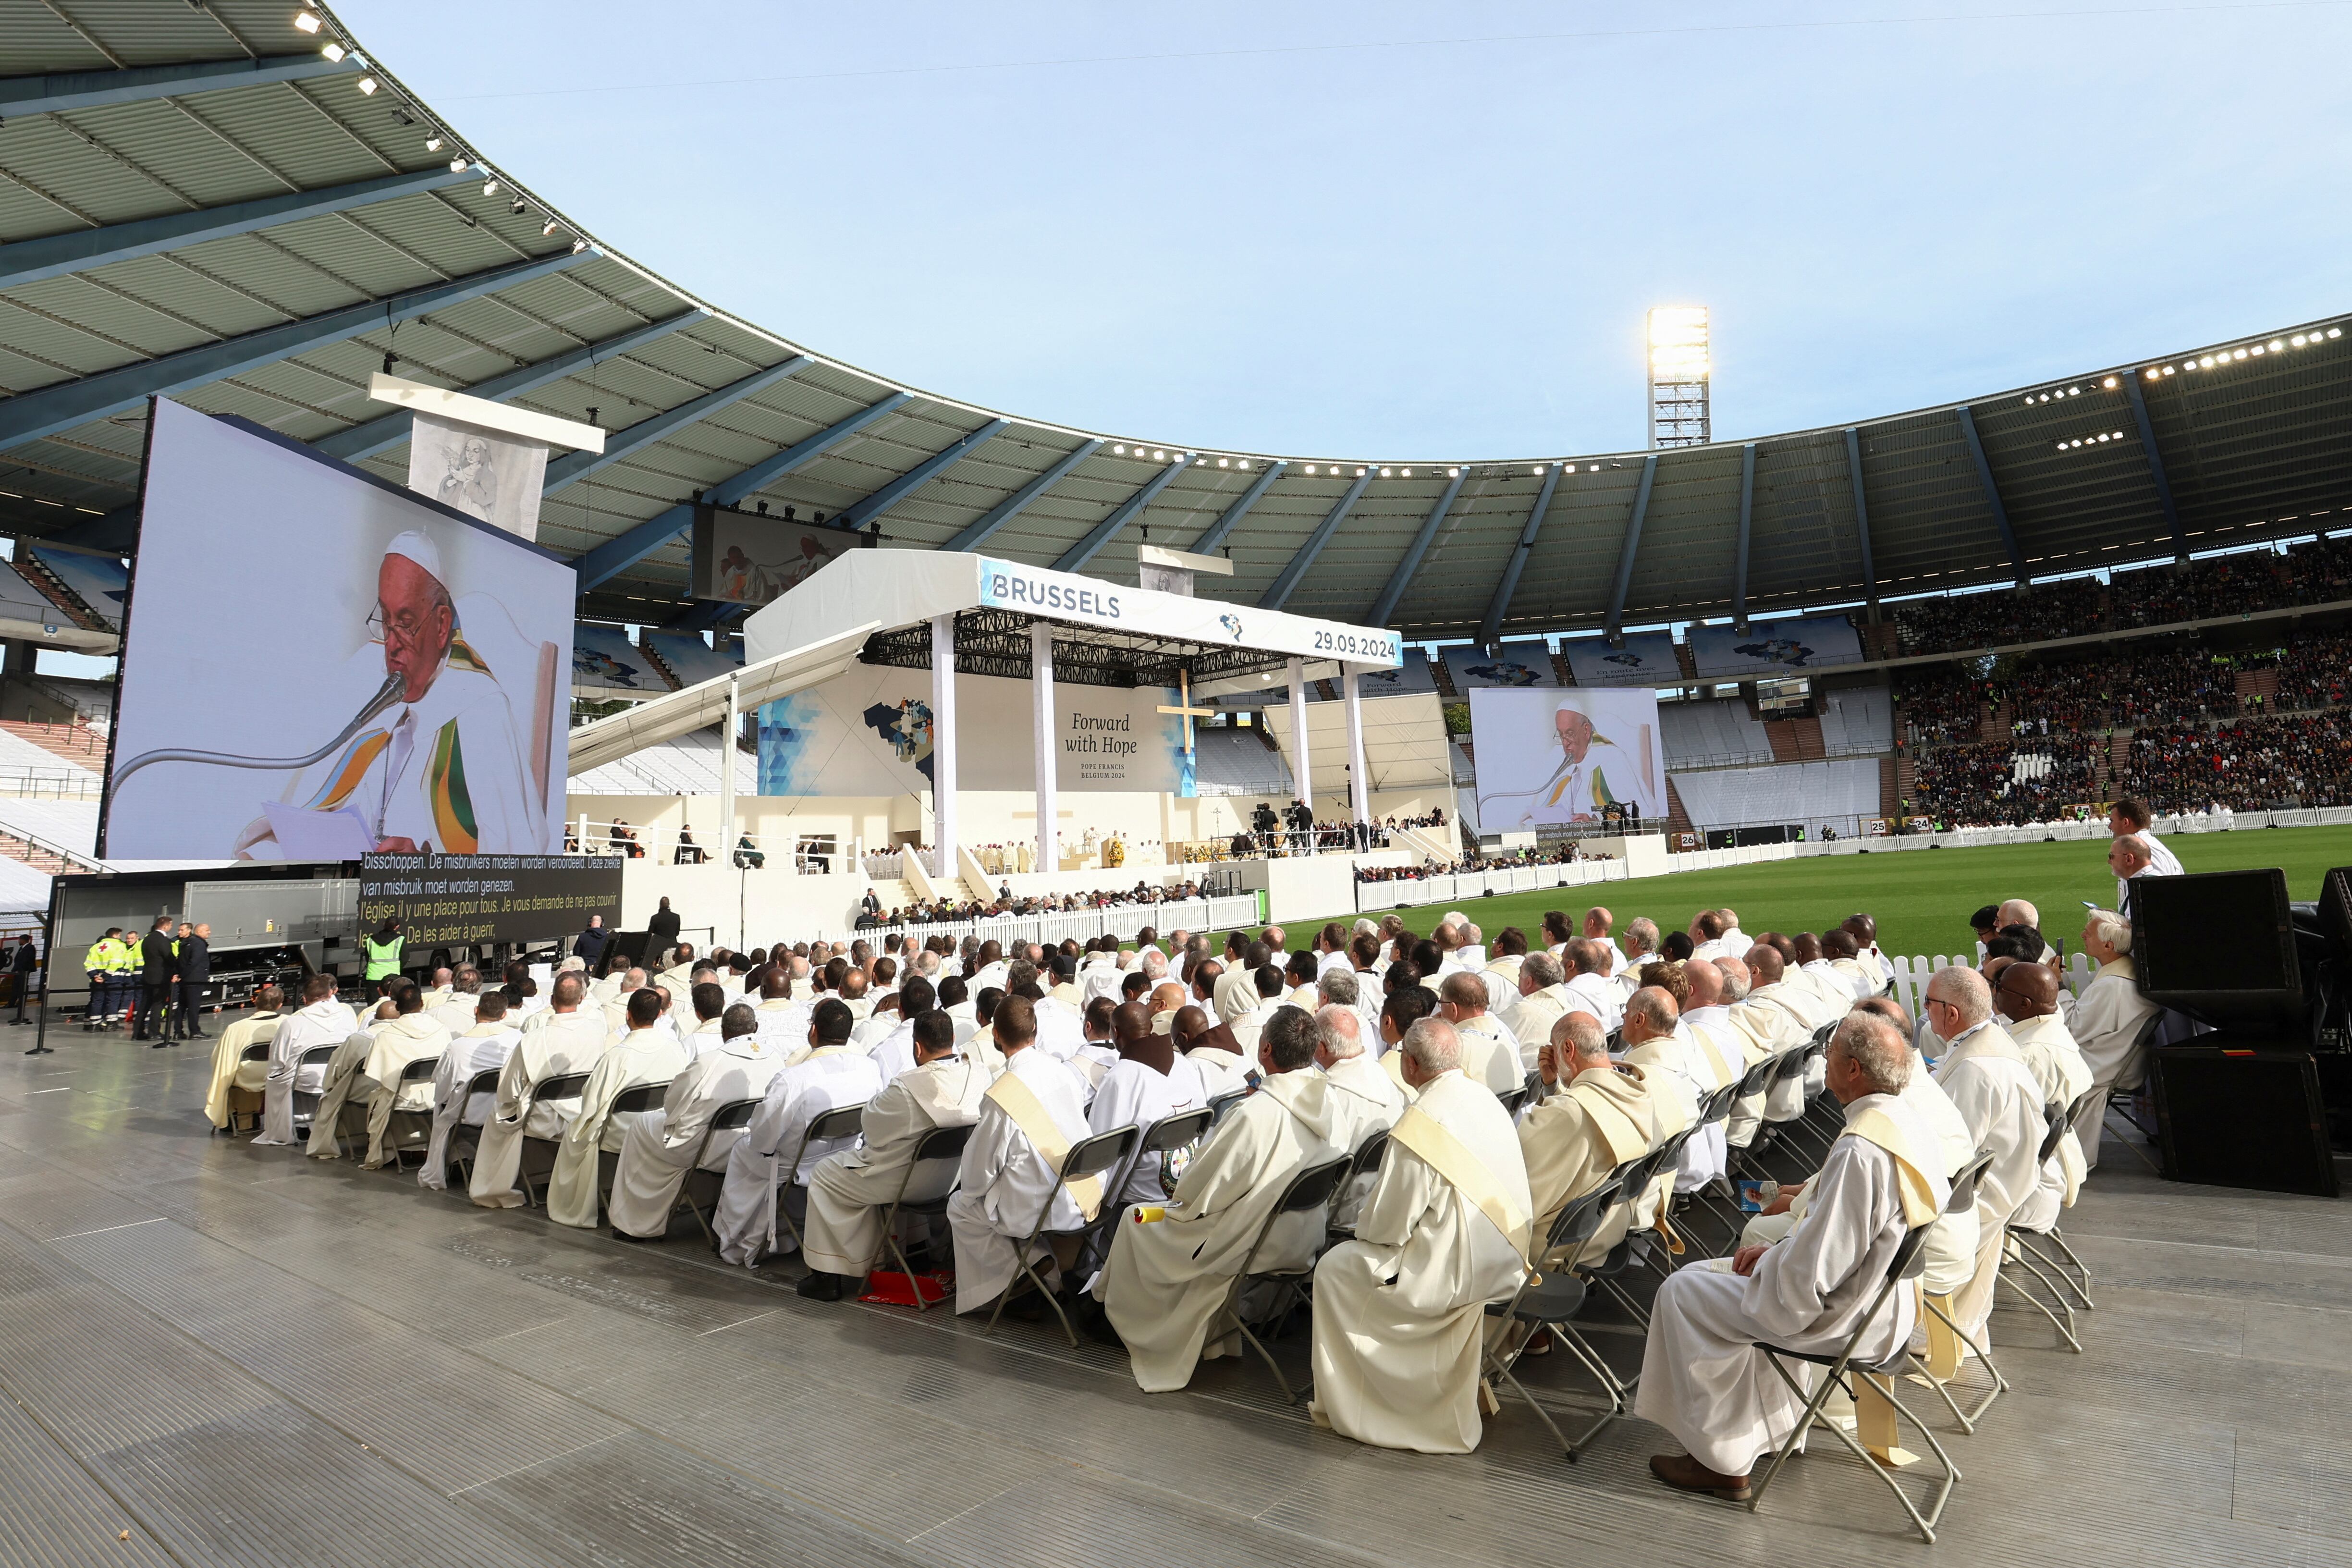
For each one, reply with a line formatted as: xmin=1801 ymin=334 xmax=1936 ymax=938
xmin=1157 ymin=667 xmax=1214 ymax=756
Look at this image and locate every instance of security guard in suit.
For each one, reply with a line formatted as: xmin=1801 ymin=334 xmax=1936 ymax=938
xmin=172 ymin=922 xmax=210 ymax=1041
xmin=134 ymin=916 xmax=177 ymax=1045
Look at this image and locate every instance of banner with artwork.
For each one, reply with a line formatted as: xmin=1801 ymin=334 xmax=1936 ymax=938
xmin=758 ymin=661 xmax=1190 ymax=797
xmin=1447 ymin=640 xmax=1556 ymax=689
xmin=1559 ymin=631 xmax=1679 ymax=687
xmin=1686 ymin=615 xmax=1863 ymax=677
xmin=571 ymin=624 xmax=666 ymax=695
xmin=692 ymin=504 xmax=868 ymax=606
xmin=1468 ymin=687 xmax=1666 ymax=828
xmin=405 ymin=408 xmax=550 ymax=541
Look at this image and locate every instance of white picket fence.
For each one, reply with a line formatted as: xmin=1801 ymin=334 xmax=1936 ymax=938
xmin=1883 ymin=951 xmax=2097 ymax=1015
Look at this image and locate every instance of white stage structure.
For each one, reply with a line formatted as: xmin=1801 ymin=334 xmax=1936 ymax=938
xmin=744 ymin=551 xmax=1404 ymax=878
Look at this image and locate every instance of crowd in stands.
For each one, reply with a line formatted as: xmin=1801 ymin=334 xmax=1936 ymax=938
xmin=2117 ymin=709 xmax=2352 ymax=811
xmin=1897 ymin=671 xmax=1992 ymax=746
xmin=1893 ymin=576 xmax=2102 ymax=655
xmin=2274 ymin=630 xmax=2352 ymax=711
xmin=1993 ymin=644 xmax=2256 ymax=730
xmin=1907 ymin=735 xmax=2102 ymax=827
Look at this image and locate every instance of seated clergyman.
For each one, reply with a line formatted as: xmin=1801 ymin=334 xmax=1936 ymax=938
xmin=1636 ymin=1013 xmax=1949 ymax=1502
xmin=1310 ymin=1017 xmax=1533 ymax=1454
xmin=1093 ymin=1006 xmax=1347 ymax=1391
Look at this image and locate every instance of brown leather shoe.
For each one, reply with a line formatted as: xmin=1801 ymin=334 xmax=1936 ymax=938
xmin=1649 ymin=1452 xmax=1752 ymax=1502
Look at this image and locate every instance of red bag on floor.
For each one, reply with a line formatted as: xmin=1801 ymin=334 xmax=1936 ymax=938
xmin=860 ymin=1268 xmax=952 ymax=1307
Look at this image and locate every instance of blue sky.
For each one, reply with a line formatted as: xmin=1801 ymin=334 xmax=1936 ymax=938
xmin=341 ymin=0 xmax=2349 ymax=463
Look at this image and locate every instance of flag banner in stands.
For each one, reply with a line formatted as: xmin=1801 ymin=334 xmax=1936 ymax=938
xmin=360 ymin=852 xmax=621 ymax=946
xmin=1448 ymin=640 xmax=1557 ymax=689
xmin=758 ymin=662 xmax=1193 ymax=798
xmin=691 ymin=504 xmax=870 ymax=606
xmin=104 ymin=399 xmax=575 ymax=860
xmin=1559 ymin=632 xmax=1680 ymax=687
xmin=1469 ymin=687 xmax=1666 ymax=828
xmin=1686 ymin=615 xmax=1863 ymax=678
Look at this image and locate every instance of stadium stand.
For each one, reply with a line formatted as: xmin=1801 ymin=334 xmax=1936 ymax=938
xmin=568 ymin=728 xmax=754 ymax=796
xmin=1657 ymin=697 xmax=1776 ymax=767
xmin=22 ymin=550 xmax=128 ymax=631
xmin=1192 ymin=726 xmax=1293 ymax=797
xmin=1892 ymin=576 xmax=2104 ymax=655
xmin=2277 ymin=630 xmax=2352 ymax=710
xmin=1815 ymin=684 xmax=1892 ymax=753
xmin=1667 ymin=758 xmax=1881 ymax=830
xmin=0 ymin=799 xmax=101 ymax=858
xmin=2119 ymin=710 xmax=2352 ymax=811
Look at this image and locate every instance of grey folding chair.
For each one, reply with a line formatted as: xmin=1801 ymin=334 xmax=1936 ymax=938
xmin=1495 ymin=1083 xmax=1530 ymax=1119
xmin=1748 ymin=1218 xmax=1960 ymax=1544
xmin=983 ymin=1124 xmax=1139 ymax=1346
xmin=1214 ymin=1153 xmax=1354 ymax=1403
xmin=379 ymin=1055 xmax=445 ymax=1169
xmin=517 ymin=1070 xmax=591 ymax=1206
xmin=593 ymin=1081 xmax=669 ymax=1213
xmin=1205 ymin=1088 xmax=1249 ymax=1126
xmin=768 ymin=1103 xmax=865 ymax=1257
xmin=877 ymin=1120 xmax=976 ymax=1308
xmin=442 ymin=1067 xmax=502 ymax=1187
xmin=1916 ymin=1148 xmax=2009 ymax=1432
xmin=1481 ymin=1176 xmax=1627 ymax=1459
xmin=1677 ymin=1079 xmax=1751 ymax=1250
xmin=2001 ymin=1097 xmax=2095 ymax=1352
xmin=675 ymin=1096 xmax=762 ymax=1245
xmin=288 ymin=1044 xmax=338 ymax=1139
xmin=224 ymin=1041 xmax=272 ymax=1136
xmin=1327 ymin=1126 xmax=1390 ymax=1243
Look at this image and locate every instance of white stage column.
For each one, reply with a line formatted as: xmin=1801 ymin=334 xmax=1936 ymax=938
xmin=722 ymin=668 xmax=740 ymax=872
xmin=1343 ymin=665 xmax=1370 ymax=827
xmin=931 ymin=614 xmax=959 ymax=880
xmin=1031 ymin=621 xmax=1057 ymax=876
xmin=1286 ymin=656 xmax=1312 ymax=855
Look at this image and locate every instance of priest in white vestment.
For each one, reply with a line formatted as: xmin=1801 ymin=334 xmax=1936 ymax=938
xmin=420 ymin=991 xmax=521 ymax=1190
xmin=2067 ymin=912 xmax=2161 ymax=1171
xmin=1924 ymin=967 xmax=2051 ymax=1345
xmin=546 ymin=989 xmax=691 ymax=1229
xmin=426 ymin=972 xmax=483 ymax=1038
xmin=469 ymin=973 xmax=614 ymax=1207
xmin=607 ymin=1003 xmax=786 ymax=1239
xmin=796 ymin=1011 xmax=990 ymax=1298
xmin=253 ymin=975 xmax=358 ymax=1147
xmin=1995 ymin=962 xmax=2094 ymax=1202
xmin=1638 ymin=1014 xmax=1948 ymax=1500
xmin=1500 ymin=951 xmax=1576 ymax=1068
xmin=1560 ymin=940 xmax=1624 ymax=1033
xmin=1315 ymin=1004 xmax=1408 ymax=1230
xmin=713 ymin=998 xmax=884 ymax=1265
xmin=949 ymin=996 xmax=1099 ymax=1313
xmin=1096 ymin=1006 xmax=1347 ymax=1390
xmin=1522 ymin=1012 xmax=1670 ymax=1259
xmin=306 ymin=981 xmax=451 ymax=1168
xmin=1437 ymin=972 xmax=1526 ymax=1095
xmin=1310 ymin=1018 xmax=1533 ymax=1453
xmin=1480 ymin=933 xmax=1528 ymax=1017
xmin=1088 ymin=1003 xmax=1210 ymax=1209
xmin=1720 ymin=948 xmax=1816 ymax=1145
xmin=203 ymin=988 xmax=284 ymax=1132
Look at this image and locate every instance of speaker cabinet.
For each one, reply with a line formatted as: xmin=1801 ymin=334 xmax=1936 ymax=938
xmin=2132 ymin=869 xmax=2303 ymax=1025
xmin=2149 ymin=1043 xmax=2338 ymax=1198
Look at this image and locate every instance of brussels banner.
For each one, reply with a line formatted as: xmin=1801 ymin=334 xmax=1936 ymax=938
xmin=104 ymin=400 xmax=574 ymax=860
xmin=975 ymin=556 xmax=1402 ymax=668
xmin=1469 ymin=687 xmax=1666 ymax=828
xmin=359 ymin=853 xmax=622 ymax=947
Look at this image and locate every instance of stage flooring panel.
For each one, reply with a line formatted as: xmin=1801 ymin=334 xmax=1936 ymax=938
xmin=0 ymin=1039 xmax=2348 ymax=1566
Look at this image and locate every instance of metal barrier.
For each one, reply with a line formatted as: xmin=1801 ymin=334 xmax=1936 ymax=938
xmin=867 ymin=894 xmax=1262 ymax=951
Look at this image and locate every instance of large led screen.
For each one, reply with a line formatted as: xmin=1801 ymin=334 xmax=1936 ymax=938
xmin=103 ymin=399 xmax=573 ymax=860
xmin=1468 ymin=686 xmax=1666 ymax=828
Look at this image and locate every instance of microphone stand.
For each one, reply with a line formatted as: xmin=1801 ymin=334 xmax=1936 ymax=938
xmin=111 ymin=674 xmax=405 ymax=790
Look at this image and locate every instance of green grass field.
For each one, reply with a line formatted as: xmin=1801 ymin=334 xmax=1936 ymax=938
xmin=1213 ymin=824 xmax=2352 ymax=960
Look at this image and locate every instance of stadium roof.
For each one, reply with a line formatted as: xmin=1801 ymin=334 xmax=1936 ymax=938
xmin=6 ymin=0 xmax=2352 ymax=645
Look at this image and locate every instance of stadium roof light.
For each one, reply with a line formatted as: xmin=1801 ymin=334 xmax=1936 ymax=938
xmin=2102 ymin=375 xmax=2119 ymax=388
xmin=356 ymin=76 xmax=376 ymax=95
xmin=425 ymin=135 xmax=442 ymax=151
xmin=294 ymin=9 xmax=320 ymax=33
xmin=1646 ymin=305 xmax=1710 ymax=379
xmin=320 ymin=41 xmax=345 ymax=61
xmin=2332 ymin=327 xmax=2343 ymax=338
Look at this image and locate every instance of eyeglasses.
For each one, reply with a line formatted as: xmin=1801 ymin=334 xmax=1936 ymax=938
xmin=366 ymin=603 xmax=442 ymax=647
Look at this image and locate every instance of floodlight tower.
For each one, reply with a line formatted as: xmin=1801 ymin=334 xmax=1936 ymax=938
xmin=1647 ymin=305 xmax=1711 ymax=448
